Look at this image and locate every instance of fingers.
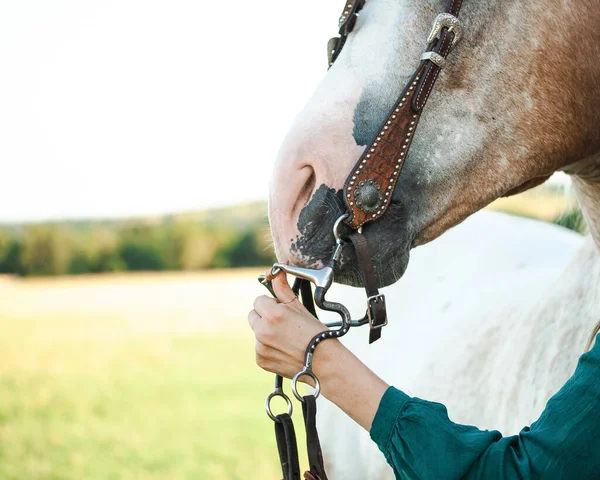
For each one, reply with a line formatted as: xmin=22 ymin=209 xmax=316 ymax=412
xmin=249 ymin=306 xmax=286 ymax=343
xmin=247 ymin=309 xmax=260 ymax=331
xmin=248 ymin=301 xmax=283 ymax=347
xmin=253 ymin=295 xmax=280 ymax=317
xmin=249 ymin=309 xmax=275 ymax=349
xmin=271 ymin=272 xmax=297 ymax=305
xmin=255 ymin=338 xmax=303 ymax=377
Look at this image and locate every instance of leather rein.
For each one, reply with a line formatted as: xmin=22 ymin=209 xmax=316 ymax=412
xmin=259 ymin=1 xmax=464 ymax=478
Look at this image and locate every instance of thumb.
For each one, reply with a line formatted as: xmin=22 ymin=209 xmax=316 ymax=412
xmin=271 ymin=271 xmax=297 ymax=304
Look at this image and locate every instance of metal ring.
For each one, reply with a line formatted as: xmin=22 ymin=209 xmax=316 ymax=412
xmin=333 ymin=214 xmax=351 ymax=243
xmin=265 ymin=391 xmax=293 ymax=422
xmin=292 ymin=369 xmax=321 ymax=402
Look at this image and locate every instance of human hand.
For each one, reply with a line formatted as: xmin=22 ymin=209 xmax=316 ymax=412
xmin=248 ymin=271 xmax=333 ymax=382
xmin=249 ymin=270 xmax=388 ymax=431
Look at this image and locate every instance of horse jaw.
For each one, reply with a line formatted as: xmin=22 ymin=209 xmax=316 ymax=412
xmin=269 ymin=0 xmax=600 ymax=287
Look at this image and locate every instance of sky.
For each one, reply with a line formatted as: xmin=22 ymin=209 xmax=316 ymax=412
xmin=0 ymin=1 xmax=340 ymax=222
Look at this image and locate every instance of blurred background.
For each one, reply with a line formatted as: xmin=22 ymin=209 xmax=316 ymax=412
xmin=0 ymin=1 xmax=586 ymax=479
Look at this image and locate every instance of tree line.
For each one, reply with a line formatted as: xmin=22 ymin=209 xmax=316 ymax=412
xmin=0 ymin=201 xmax=585 ymax=278
xmin=0 ymin=204 xmax=276 ymax=277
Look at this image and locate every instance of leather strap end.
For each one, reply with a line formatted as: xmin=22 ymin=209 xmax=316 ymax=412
xmin=367 ymin=294 xmax=387 ymax=343
xmin=369 ymin=328 xmax=382 ymax=344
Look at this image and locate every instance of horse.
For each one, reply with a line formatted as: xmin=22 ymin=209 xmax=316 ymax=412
xmin=267 ymin=0 xmax=600 ymax=478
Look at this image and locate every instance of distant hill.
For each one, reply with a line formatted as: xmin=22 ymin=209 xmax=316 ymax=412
xmin=0 ymin=202 xmax=274 ymax=277
xmin=176 ymin=202 xmax=269 ymax=231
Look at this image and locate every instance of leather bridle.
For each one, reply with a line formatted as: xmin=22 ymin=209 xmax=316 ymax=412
xmin=259 ymin=1 xmax=464 ymax=478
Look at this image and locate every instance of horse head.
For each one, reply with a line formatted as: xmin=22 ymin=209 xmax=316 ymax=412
xmin=269 ymin=0 xmax=600 ymax=287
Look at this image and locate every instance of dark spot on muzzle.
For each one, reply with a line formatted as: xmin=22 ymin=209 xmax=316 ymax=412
xmin=291 ymin=184 xmax=346 ymax=267
xmin=290 ymin=183 xmax=414 ymax=288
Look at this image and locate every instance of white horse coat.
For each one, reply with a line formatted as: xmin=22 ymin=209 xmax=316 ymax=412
xmin=316 ymin=211 xmax=599 ymax=479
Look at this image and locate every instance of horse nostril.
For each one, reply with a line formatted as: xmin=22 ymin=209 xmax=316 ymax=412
xmin=296 ymin=167 xmax=316 ymax=212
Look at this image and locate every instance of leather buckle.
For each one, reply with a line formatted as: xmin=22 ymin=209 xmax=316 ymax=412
xmin=427 ymin=13 xmax=462 ymax=51
xmin=367 ymin=294 xmax=387 ymax=329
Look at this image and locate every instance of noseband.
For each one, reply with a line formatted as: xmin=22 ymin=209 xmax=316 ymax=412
xmin=259 ymin=1 xmax=464 ymax=478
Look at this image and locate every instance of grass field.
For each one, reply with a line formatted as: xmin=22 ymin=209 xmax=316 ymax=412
xmin=0 ymin=270 xmax=306 ymax=480
xmin=0 ymin=190 xmax=583 ymax=479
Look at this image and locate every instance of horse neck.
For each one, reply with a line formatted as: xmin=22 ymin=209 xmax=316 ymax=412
xmin=566 ymin=154 xmax=600 ymax=252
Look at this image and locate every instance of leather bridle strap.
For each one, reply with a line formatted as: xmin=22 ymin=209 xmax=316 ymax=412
xmin=348 ymin=233 xmax=387 ymax=344
xmin=327 ymin=0 xmax=366 ymax=67
xmin=302 ymin=395 xmax=328 ymax=480
xmin=340 ymin=0 xmax=464 ymax=229
xmin=274 ymin=413 xmax=302 ymax=480
xmin=296 ymin=278 xmax=318 ymax=319
xmin=326 ymin=0 xmax=464 ymax=343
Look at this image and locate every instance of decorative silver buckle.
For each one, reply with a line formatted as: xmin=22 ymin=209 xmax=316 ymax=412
xmin=366 ymin=294 xmax=387 ymax=329
xmin=427 ymin=13 xmax=462 ymax=50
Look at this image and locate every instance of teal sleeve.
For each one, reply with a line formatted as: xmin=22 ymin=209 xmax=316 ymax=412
xmin=370 ymin=339 xmax=600 ymax=479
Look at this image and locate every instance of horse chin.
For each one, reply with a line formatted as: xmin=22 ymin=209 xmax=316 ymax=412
xmin=285 ymin=240 xmax=410 ymax=288
xmin=281 ymin=183 xmax=414 ymax=288
xmin=335 ymin=246 xmax=410 ymax=288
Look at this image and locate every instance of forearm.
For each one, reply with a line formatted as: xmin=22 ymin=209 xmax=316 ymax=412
xmin=368 ymin=341 xmax=600 ymax=479
xmin=312 ymin=339 xmax=389 ymax=432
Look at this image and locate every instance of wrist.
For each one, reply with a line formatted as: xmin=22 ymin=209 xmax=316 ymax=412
xmin=311 ymin=337 xmax=389 ymax=431
xmin=311 ymin=339 xmax=350 ymax=398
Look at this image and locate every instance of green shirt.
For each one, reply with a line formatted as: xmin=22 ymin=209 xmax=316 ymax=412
xmin=370 ymin=336 xmax=600 ymax=479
